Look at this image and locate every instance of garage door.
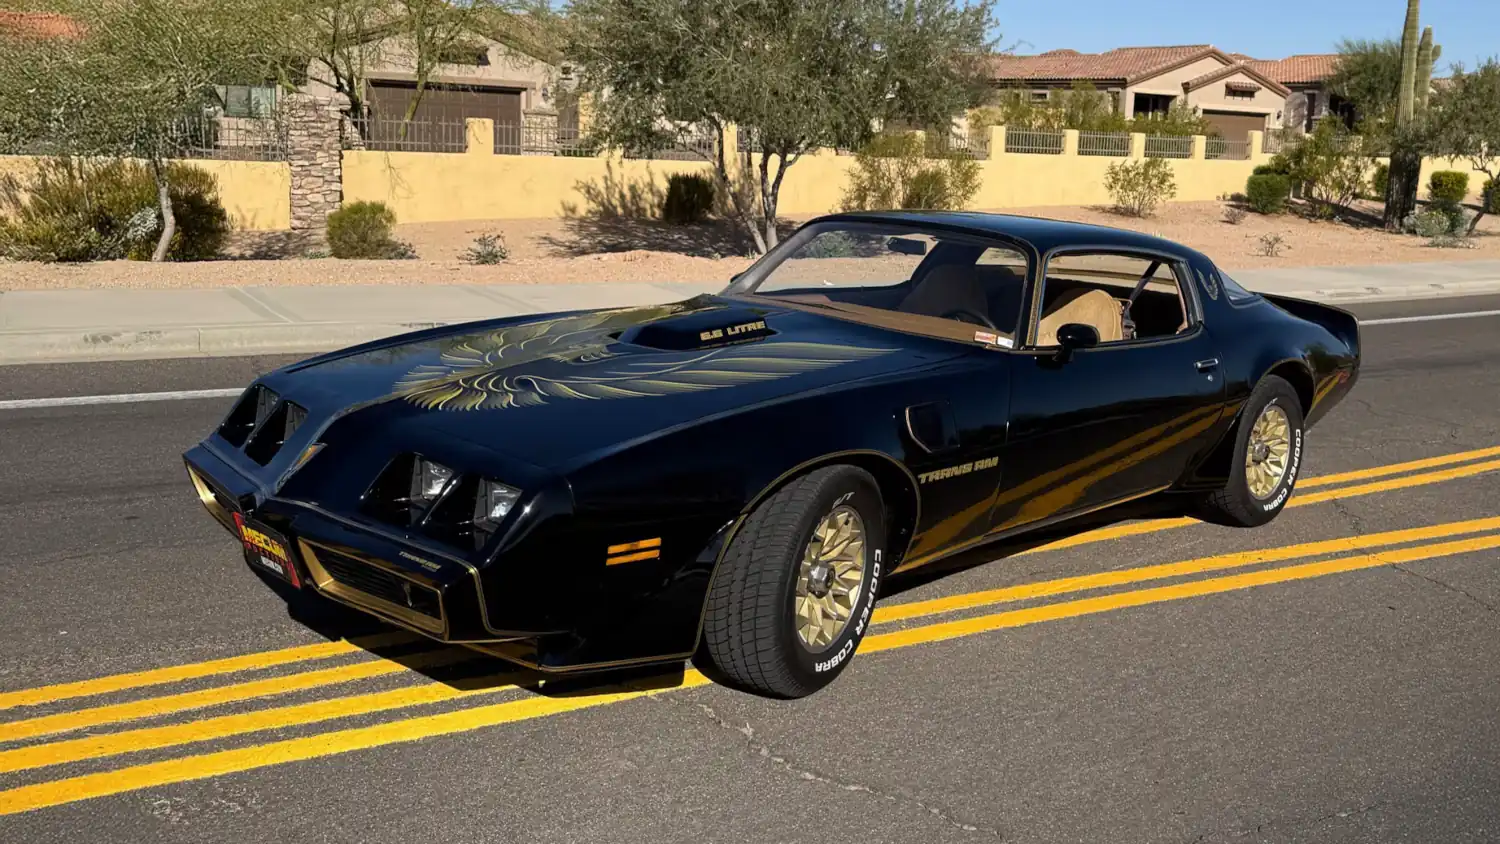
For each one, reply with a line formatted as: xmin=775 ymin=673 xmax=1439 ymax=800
xmin=366 ymin=81 xmax=523 ymax=151
xmin=1201 ymin=111 xmax=1266 ymax=143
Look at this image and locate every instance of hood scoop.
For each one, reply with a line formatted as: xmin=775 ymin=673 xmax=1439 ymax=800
xmin=619 ymin=306 xmax=776 ymax=351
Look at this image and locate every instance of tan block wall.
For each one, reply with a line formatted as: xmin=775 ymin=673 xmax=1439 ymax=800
xmin=0 ymin=155 xmax=291 ymax=231
xmin=342 ymin=150 xmax=715 ymax=222
xmin=343 ymin=130 xmax=1265 ymax=223
xmin=1415 ymin=156 xmax=1494 ymax=200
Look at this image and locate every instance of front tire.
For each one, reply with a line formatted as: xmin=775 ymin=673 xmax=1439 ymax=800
xmin=1199 ymin=375 xmax=1305 ymax=527
xmin=701 ymin=465 xmax=886 ymax=699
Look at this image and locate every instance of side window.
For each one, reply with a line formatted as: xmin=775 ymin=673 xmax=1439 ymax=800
xmin=1033 ymin=252 xmax=1192 ymax=347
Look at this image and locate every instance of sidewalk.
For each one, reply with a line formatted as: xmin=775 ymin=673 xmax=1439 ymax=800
xmin=2 ymin=261 xmax=1499 ymax=365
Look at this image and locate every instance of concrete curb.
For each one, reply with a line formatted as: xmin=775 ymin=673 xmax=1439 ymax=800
xmin=1267 ymin=279 xmax=1500 ymax=304
xmin=2 ymin=278 xmax=1499 ymax=365
xmin=0 ymin=322 xmax=450 ymax=365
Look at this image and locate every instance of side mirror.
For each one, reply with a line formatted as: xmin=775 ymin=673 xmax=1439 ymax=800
xmin=1053 ymin=323 xmax=1099 ymax=363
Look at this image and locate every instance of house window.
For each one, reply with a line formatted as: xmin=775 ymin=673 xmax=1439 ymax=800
xmin=217 ymin=85 xmax=277 ymax=118
xmin=1226 ymin=87 xmax=1254 ymax=101
xmin=1029 ymin=90 xmax=1050 ymax=102
xmin=1132 ymin=92 xmax=1174 ymax=117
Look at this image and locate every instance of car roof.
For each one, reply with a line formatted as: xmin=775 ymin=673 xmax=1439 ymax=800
xmin=817 ymin=210 xmax=1211 ymax=262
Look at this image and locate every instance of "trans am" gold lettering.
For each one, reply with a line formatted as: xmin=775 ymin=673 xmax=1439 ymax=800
xmin=918 ymin=456 xmax=999 ymax=484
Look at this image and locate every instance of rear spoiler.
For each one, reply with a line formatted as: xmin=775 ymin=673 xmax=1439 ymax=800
xmin=1262 ymin=293 xmax=1361 ymax=360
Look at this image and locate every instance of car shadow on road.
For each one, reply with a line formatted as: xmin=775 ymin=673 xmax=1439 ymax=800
xmin=263 ymin=495 xmax=1202 ymax=701
xmin=269 ymin=581 xmax=693 ymax=698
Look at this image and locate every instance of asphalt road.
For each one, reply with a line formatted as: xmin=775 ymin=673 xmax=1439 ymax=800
xmin=1 ymin=295 xmax=1498 ymax=843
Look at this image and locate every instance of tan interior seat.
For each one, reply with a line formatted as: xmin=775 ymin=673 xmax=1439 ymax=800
xmin=1035 ymin=288 xmax=1124 ymax=347
xmin=897 ymin=265 xmax=990 ymax=324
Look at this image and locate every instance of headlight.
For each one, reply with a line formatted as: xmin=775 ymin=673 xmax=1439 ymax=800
xmin=409 ymin=458 xmax=455 ymax=509
xmin=472 ymin=479 xmax=521 ymax=535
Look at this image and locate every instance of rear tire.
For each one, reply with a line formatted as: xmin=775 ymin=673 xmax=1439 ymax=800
xmin=701 ymin=465 xmax=886 ymax=699
xmin=1199 ymin=375 xmax=1304 ymax=527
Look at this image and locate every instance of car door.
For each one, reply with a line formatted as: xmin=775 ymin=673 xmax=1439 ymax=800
xmin=989 ymin=248 xmax=1227 ymax=534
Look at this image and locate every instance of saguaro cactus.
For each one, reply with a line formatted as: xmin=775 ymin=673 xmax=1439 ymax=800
xmin=1384 ymin=0 xmax=1433 ymax=229
xmin=1395 ymin=2 xmax=1420 ymax=125
xmin=1416 ymin=34 xmax=1440 ymax=112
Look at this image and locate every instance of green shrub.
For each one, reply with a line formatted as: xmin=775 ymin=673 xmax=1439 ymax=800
xmin=1244 ymin=174 xmax=1291 ymax=214
xmin=0 ymin=158 xmax=228 ymax=262
xmin=1103 ymin=158 xmax=1176 ymax=217
xmin=660 ymin=173 xmax=715 ymax=224
xmin=1485 ymin=178 xmax=1499 ymax=213
xmin=1370 ymin=162 xmax=1389 ymax=199
xmin=1255 ymin=154 xmax=1295 ymax=177
xmin=800 ymin=231 xmax=858 ymax=259
xmin=1428 ymin=171 xmax=1470 ymax=206
xmin=1404 ymin=209 xmax=1454 ymax=238
xmin=326 ymin=201 xmax=414 ymax=259
xmin=840 ymin=133 xmax=981 ymax=212
xmin=461 ymin=232 xmax=508 ymax=264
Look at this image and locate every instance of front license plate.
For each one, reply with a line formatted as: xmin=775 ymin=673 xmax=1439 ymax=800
xmin=233 ymin=513 xmax=301 ymax=588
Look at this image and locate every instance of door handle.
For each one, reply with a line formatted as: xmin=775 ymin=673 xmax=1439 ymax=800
xmin=1195 ymin=358 xmax=1220 ymax=372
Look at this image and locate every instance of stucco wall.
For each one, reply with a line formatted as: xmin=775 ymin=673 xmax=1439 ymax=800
xmin=1125 ymin=56 xmax=1289 ymax=123
xmin=1184 ymin=70 xmax=1284 ymax=120
xmin=342 ymin=126 xmax=1270 ymax=223
xmin=342 ymin=150 xmax=714 ymax=222
xmin=0 ymin=155 xmax=291 ymax=231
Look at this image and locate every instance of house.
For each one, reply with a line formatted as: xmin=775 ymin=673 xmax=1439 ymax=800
xmin=302 ymin=30 xmax=573 ymax=151
xmin=988 ymin=45 xmax=1294 ymax=142
xmin=210 ymin=26 xmax=570 ymax=152
xmin=1245 ymin=54 xmax=1354 ymax=131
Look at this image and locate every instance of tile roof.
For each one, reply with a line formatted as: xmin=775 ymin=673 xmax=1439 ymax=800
xmin=0 ymin=11 xmax=83 ymax=39
xmin=1247 ymin=54 xmax=1341 ymax=85
xmin=989 ymin=45 xmax=1218 ymax=84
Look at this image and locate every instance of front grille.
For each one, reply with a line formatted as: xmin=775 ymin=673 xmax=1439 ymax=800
xmin=317 ymin=548 xmax=442 ymax=620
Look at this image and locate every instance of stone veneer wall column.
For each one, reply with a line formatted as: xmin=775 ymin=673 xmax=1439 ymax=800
xmin=283 ymin=94 xmax=348 ymax=232
xmin=523 ymin=107 xmax=559 ymax=156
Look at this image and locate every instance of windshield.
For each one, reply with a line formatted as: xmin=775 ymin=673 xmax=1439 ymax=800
xmin=728 ymin=222 xmax=1031 ymax=347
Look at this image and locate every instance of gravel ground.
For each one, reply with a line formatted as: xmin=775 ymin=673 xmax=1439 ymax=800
xmin=1 ymin=200 xmax=1495 ymax=291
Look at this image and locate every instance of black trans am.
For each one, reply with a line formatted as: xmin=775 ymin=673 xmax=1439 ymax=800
xmin=185 ymin=212 xmax=1360 ymax=698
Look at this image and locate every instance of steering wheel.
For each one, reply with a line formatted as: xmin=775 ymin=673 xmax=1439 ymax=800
xmin=939 ymin=308 xmax=998 ymax=331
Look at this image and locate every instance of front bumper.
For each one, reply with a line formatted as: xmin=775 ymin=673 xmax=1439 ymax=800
xmin=184 ymin=442 xmax=522 ymax=647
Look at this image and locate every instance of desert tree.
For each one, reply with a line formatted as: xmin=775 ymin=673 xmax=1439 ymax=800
xmin=0 ymin=0 xmax=292 ymax=261
xmin=565 ymin=0 xmax=996 ymax=253
xmin=1432 ymin=59 xmax=1500 ymax=233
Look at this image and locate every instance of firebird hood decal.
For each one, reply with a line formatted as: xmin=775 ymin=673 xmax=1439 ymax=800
xmin=391 ymin=306 xmax=897 ymax=412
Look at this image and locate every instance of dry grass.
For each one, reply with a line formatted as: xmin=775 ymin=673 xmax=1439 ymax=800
xmin=2 ymin=200 xmax=1496 ymax=291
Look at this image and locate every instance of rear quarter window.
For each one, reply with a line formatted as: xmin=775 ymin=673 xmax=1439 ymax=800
xmin=1216 ymin=268 xmax=1261 ymax=304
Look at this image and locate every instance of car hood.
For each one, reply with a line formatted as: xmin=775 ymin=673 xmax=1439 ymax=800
xmin=267 ymin=295 xmax=961 ymax=470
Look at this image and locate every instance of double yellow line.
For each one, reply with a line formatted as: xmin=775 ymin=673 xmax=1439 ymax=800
xmin=0 ymin=443 xmax=1497 ymax=815
xmin=3 ymin=515 xmax=1498 ymax=815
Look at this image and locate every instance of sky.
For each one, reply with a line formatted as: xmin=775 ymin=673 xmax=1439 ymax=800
xmin=993 ymin=0 xmax=1498 ymax=72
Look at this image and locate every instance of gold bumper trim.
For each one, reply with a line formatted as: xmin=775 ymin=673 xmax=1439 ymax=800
xmin=298 ymin=540 xmax=447 ymax=636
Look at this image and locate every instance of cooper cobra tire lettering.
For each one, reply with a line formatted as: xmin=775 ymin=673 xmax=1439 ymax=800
xmin=1197 ymin=374 xmax=1306 ymax=529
